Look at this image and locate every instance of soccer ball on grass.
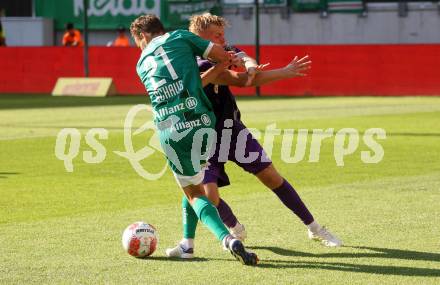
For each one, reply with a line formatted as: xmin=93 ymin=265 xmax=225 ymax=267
xmin=122 ymin=221 xmax=158 ymax=257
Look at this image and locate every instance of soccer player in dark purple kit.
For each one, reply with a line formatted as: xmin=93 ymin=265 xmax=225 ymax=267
xmin=166 ymin=13 xmax=342 ymax=259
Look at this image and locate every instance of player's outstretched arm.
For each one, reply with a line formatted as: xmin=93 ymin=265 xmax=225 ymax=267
xmin=251 ymin=55 xmax=312 ymax=86
xmin=203 ymin=69 xmax=249 ymax=87
xmin=206 ymin=55 xmax=311 ymax=88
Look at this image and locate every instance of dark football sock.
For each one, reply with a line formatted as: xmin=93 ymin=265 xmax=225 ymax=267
xmin=272 ymin=179 xmax=314 ymax=225
xmin=216 ymin=198 xmax=239 ymax=228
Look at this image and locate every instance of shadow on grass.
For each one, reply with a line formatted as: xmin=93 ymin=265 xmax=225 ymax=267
xmin=249 ymin=245 xmax=440 ymax=262
xmin=133 ymin=246 xmax=440 ymax=276
xmin=140 ymin=253 xmax=440 ymax=277
xmin=248 ymin=245 xmax=440 ymax=276
xmin=140 ymin=256 xmax=209 ymax=262
xmin=0 ymin=95 xmax=149 ymax=110
xmin=0 ymin=172 xmax=20 ymax=179
xmin=257 ymin=259 xmax=440 ymax=277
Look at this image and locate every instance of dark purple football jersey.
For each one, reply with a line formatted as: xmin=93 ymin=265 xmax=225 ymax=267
xmin=197 ymin=46 xmax=242 ymax=129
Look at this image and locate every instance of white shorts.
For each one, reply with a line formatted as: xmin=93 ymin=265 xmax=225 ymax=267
xmin=173 ymin=168 xmax=205 ymax=188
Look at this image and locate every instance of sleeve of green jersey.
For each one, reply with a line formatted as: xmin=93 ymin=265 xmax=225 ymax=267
xmin=179 ymin=30 xmax=214 ymax=60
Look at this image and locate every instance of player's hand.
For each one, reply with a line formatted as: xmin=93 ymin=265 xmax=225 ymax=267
xmin=228 ymin=51 xmax=244 ymax=68
xmin=245 ymin=63 xmax=270 ymax=86
xmin=283 ymin=55 xmax=311 ymax=78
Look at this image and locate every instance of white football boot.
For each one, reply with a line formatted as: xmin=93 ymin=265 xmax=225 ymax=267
xmin=165 ymin=242 xmax=194 ymax=259
xmin=308 ymin=226 xmax=343 ymax=247
xmin=229 ymin=223 xmax=247 ymax=242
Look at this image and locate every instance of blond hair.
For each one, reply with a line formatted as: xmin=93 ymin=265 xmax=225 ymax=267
xmin=189 ymin=13 xmax=229 ymax=34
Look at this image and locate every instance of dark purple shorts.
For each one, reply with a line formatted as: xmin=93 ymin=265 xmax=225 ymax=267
xmin=203 ymin=120 xmax=272 ymax=187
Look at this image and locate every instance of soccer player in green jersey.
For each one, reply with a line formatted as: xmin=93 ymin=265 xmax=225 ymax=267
xmin=130 ymin=14 xmax=258 ymax=265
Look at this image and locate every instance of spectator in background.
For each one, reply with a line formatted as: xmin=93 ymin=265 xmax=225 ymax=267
xmin=0 ymin=21 xmax=6 ymax=46
xmin=110 ymin=26 xmax=130 ymax=47
xmin=62 ymin=22 xmax=83 ymax=47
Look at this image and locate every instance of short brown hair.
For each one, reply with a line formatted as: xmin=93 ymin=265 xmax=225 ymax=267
xmin=189 ymin=13 xmax=228 ymax=34
xmin=130 ymin=14 xmax=165 ymax=40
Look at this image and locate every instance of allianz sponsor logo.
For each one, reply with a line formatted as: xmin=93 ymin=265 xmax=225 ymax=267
xmin=155 ymin=97 xmax=198 ymax=119
xmin=73 ymin=0 xmax=159 ymax=17
xmin=156 ymin=103 xmax=185 ymax=118
xmin=174 ymin=114 xmax=211 ymax=131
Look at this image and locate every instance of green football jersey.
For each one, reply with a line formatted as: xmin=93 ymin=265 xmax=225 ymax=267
xmin=136 ymin=29 xmax=214 ymax=123
xmin=135 ymin=30 xmax=217 ymax=176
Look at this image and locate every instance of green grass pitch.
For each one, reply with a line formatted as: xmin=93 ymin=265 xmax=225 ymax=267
xmin=1 ymin=95 xmax=439 ymax=284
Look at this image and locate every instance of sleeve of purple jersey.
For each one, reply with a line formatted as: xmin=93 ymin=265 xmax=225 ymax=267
xmin=197 ymin=57 xmax=214 ymax=72
xmin=225 ymin=45 xmax=241 ymax=53
xmin=232 ymin=46 xmax=241 ymax=53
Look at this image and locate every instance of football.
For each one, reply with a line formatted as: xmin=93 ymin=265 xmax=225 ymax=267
xmin=122 ymin=221 xmax=158 ymax=258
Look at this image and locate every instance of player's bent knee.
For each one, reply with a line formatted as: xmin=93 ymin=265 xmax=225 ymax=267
xmin=256 ymin=164 xmax=284 ymax=190
xmin=182 ymin=184 xmax=206 ymax=203
xmin=204 ymin=183 xmax=220 ymax=206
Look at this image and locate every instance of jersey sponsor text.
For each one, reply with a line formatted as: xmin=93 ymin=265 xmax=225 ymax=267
xmin=156 ymin=103 xmax=185 ymax=118
xmin=153 ymin=80 xmax=184 ymax=102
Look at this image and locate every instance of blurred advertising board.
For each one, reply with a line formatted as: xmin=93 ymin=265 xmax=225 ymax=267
xmin=35 ymin=0 xmax=220 ymax=30
xmin=222 ymin=0 xmax=287 ymax=7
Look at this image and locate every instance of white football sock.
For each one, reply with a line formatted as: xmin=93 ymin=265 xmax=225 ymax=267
xmin=307 ymin=221 xmax=322 ymax=233
xmin=230 ymin=222 xmax=242 ymax=231
xmin=222 ymin=234 xmax=234 ymax=250
xmin=180 ymin=238 xmax=194 ymax=250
